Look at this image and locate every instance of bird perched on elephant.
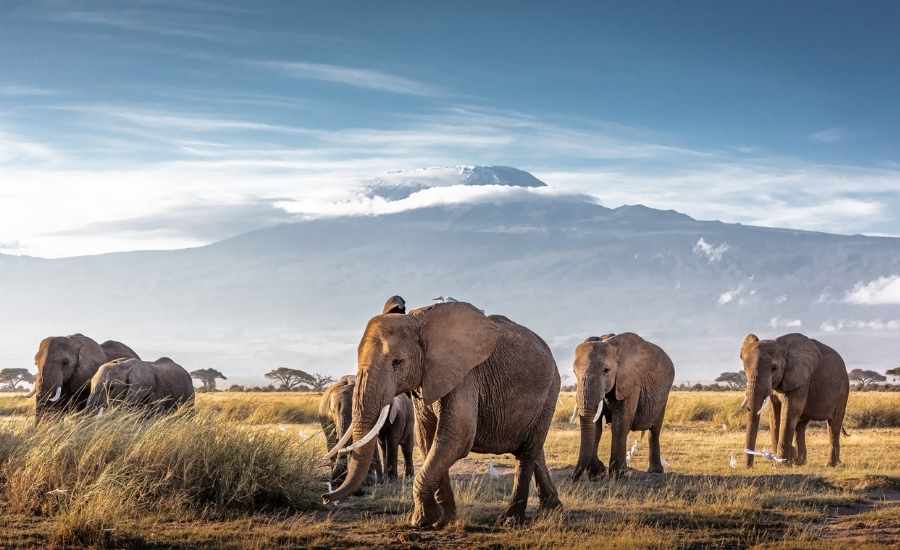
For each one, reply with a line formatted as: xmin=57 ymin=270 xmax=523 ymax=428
xmin=323 ymin=301 xmax=562 ymax=528
xmin=32 ymin=334 xmax=140 ymax=419
xmin=740 ymin=333 xmax=849 ymax=467
xmin=86 ymin=357 xmax=194 ymax=414
xmin=318 ymin=377 xmax=383 ymax=489
xmin=571 ymin=333 xmax=675 ymax=480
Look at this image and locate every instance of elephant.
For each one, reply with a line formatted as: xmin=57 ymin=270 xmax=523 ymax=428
xmin=383 ymin=295 xmax=407 ymax=314
xmin=32 ymin=334 xmax=140 ymax=419
xmin=318 ymin=377 xmax=383 ymax=489
xmin=86 ymin=357 xmax=195 ymax=414
xmin=740 ymin=333 xmax=849 ymax=467
xmin=571 ymin=333 xmax=675 ymax=480
xmin=378 ymin=392 xmax=415 ymax=482
xmin=322 ymin=301 xmax=562 ymax=528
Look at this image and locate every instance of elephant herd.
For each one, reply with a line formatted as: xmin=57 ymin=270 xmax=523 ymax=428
xmin=27 ymin=296 xmax=851 ymax=528
xmin=30 ymin=333 xmax=194 ymax=419
xmin=320 ymin=296 xmax=852 ymax=527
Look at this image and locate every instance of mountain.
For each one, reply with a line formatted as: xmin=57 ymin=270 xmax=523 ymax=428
xmin=3 ymin=168 xmax=900 ymax=385
xmin=365 ymin=165 xmax=546 ymax=200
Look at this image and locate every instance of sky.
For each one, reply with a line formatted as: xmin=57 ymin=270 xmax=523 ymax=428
xmin=2 ymin=0 xmax=900 ymax=257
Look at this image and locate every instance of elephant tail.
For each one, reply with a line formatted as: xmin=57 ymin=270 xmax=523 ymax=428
xmin=842 ymin=427 xmax=850 ymax=437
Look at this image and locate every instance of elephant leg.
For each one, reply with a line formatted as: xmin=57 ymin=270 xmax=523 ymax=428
xmin=648 ymin=424 xmax=664 ymax=474
xmin=795 ymin=419 xmax=809 ymax=466
xmin=385 ymin=437 xmax=399 ymax=482
xmin=609 ymin=397 xmax=638 ymax=475
xmin=410 ymin=392 xmax=474 ymax=529
xmin=402 ymin=432 xmax=415 ymax=479
xmin=588 ymin=416 xmax=606 ymax=480
xmin=434 ymin=472 xmax=456 ymax=523
xmin=769 ymin=396 xmax=782 ymax=452
xmin=777 ymin=394 xmax=804 ymax=464
xmin=534 ymin=450 xmax=562 ymax=511
xmin=827 ymin=409 xmax=845 ymax=467
xmin=501 ymin=456 xmax=535 ymax=524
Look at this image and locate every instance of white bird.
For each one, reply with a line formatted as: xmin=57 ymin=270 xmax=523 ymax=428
xmin=661 ymin=457 xmax=669 ymax=468
xmin=744 ymin=448 xmax=786 ymax=463
xmin=626 ymin=440 xmax=640 ymax=463
xmin=729 ymin=454 xmax=737 ymax=469
xmin=432 ymin=296 xmax=459 ymax=303
xmin=487 ymin=462 xmax=499 ymax=478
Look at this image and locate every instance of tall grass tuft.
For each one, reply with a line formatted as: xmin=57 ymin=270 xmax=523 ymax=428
xmin=198 ymin=392 xmax=322 ymax=425
xmin=0 ymin=408 xmax=321 ymax=546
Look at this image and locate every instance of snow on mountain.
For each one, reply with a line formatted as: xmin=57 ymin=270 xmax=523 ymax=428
xmin=365 ymin=165 xmax=546 ymax=200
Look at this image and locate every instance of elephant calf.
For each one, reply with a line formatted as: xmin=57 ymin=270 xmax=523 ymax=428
xmin=319 ymin=377 xmax=385 ymax=488
xmin=86 ymin=357 xmax=194 ymax=414
xmin=740 ymin=333 xmax=849 ymax=467
xmin=572 ymin=333 xmax=675 ymax=480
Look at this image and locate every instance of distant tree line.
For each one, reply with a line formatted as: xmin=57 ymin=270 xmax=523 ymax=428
xmin=187 ymin=366 xmax=335 ymax=392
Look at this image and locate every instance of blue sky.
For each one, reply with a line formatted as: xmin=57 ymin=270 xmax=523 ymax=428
xmin=2 ymin=0 xmax=900 ymax=257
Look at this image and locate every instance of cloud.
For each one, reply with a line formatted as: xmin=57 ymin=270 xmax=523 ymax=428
xmin=0 ymin=131 xmax=60 ymax=163
xmin=809 ymin=127 xmax=846 ymax=144
xmin=845 ymin=275 xmax=900 ymax=305
xmin=254 ymin=60 xmax=445 ymax=97
xmin=0 ymin=84 xmax=55 ymax=96
xmin=55 ymin=10 xmax=229 ymax=41
xmin=769 ymin=317 xmax=802 ymax=329
xmin=0 ymin=240 xmax=23 ymax=253
xmin=820 ymin=319 xmax=900 ymax=332
xmin=693 ymin=237 xmax=729 ymax=263
xmin=718 ymin=286 xmax=743 ymax=305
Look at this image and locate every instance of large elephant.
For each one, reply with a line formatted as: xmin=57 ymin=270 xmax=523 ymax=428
xmin=740 ymin=333 xmax=849 ymax=467
xmin=322 ymin=301 xmax=561 ymax=528
xmin=86 ymin=357 xmax=195 ymax=414
xmin=33 ymin=334 xmax=140 ymax=419
xmin=571 ymin=333 xmax=675 ymax=480
xmin=318 ymin=377 xmax=382 ymax=488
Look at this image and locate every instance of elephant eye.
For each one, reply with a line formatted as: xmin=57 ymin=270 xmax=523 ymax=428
xmin=392 ymin=358 xmax=403 ymax=368
xmin=602 ymin=367 xmax=610 ymax=374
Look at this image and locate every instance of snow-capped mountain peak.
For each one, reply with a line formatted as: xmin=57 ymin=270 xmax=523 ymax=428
xmin=365 ymin=165 xmax=546 ymax=200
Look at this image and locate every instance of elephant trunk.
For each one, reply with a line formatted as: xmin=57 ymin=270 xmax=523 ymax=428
xmin=743 ymin=382 xmax=767 ymax=467
xmin=321 ymin=409 xmax=383 ymax=503
xmin=33 ymin=370 xmax=64 ymax=420
xmin=572 ymin=415 xmax=598 ymax=481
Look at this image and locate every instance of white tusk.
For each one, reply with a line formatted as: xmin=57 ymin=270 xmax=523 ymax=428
xmin=592 ymin=400 xmax=604 ymax=424
xmin=756 ymin=395 xmax=770 ymax=416
xmin=338 ymin=404 xmax=391 ymax=455
xmin=570 ymin=402 xmax=578 ymax=424
xmin=48 ymin=386 xmax=62 ymax=403
xmin=323 ymin=427 xmax=354 ymax=460
xmin=739 ymin=395 xmax=748 ymax=410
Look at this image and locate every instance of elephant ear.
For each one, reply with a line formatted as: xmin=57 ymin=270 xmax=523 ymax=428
xmin=779 ymin=335 xmax=820 ymax=392
xmin=70 ymin=334 xmax=107 ymax=385
xmin=125 ymin=361 xmax=156 ymax=406
xmin=417 ymin=302 xmax=499 ymax=406
xmin=611 ymin=335 xmax=643 ymax=402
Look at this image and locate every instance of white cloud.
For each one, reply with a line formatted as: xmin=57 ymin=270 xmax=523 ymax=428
xmin=775 ymin=295 xmax=788 ymax=304
xmin=820 ymin=319 xmax=900 ymax=332
xmin=809 ymin=127 xmax=846 ymax=144
xmin=718 ymin=286 xmax=743 ymax=305
xmin=0 ymin=131 xmax=60 ymax=163
xmin=0 ymin=84 xmax=55 ymax=96
xmin=769 ymin=317 xmax=803 ymax=329
xmin=254 ymin=60 xmax=445 ymax=97
xmin=693 ymin=237 xmax=729 ymax=262
xmin=845 ymin=275 xmax=900 ymax=305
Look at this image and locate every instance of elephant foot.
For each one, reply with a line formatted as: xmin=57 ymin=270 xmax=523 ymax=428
xmin=538 ymin=496 xmax=563 ymax=512
xmin=827 ymin=459 xmax=841 ymax=467
xmin=409 ymin=498 xmax=444 ymax=529
xmin=647 ymin=463 xmax=664 ymax=474
xmin=588 ymin=459 xmax=607 ymax=481
xmin=498 ymin=509 xmax=527 ymax=527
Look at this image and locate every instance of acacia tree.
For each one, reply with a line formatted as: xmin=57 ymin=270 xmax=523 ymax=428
xmin=190 ymin=368 xmax=227 ymax=391
xmin=0 ymin=368 xmax=35 ymax=391
xmin=887 ymin=367 xmax=900 ymax=384
xmin=264 ymin=368 xmax=334 ymax=391
xmin=715 ymin=371 xmax=747 ymax=389
xmin=848 ymin=368 xmax=887 ymax=388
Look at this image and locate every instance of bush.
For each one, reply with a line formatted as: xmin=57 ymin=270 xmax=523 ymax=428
xmin=0 ymin=408 xmax=321 ymax=545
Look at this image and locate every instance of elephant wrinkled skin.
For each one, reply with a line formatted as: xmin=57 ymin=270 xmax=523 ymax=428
xmin=741 ymin=333 xmax=850 ymax=467
xmin=322 ymin=301 xmax=561 ymax=528
xmin=571 ymin=333 xmax=675 ymax=480
xmin=86 ymin=357 xmax=195 ymax=414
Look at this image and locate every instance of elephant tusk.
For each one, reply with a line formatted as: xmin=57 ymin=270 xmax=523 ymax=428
xmin=756 ymin=396 xmax=770 ymax=416
xmin=570 ymin=402 xmax=578 ymax=424
xmin=338 ymin=404 xmax=391 ymax=455
xmin=323 ymin=427 xmax=354 ymax=460
xmin=47 ymin=387 xmax=62 ymax=403
xmin=739 ymin=395 xmax=748 ymax=411
xmin=592 ymin=400 xmax=604 ymax=424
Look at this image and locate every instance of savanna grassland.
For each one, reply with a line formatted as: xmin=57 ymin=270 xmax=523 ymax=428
xmin=1 ymin=391 xmax=899 ymax=549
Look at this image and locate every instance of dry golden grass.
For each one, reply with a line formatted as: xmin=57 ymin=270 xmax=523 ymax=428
xmin=1 ymin=391 xmax=899 ymax=548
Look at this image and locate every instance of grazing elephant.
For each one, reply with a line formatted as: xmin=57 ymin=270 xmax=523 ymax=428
xmin=571 ymin=333 xmax=675 ymax=480
xmin=379 ymin=392 xmax=415 ymax=482
xmin=323 ymin=301 xmax=562 ymax=528
xmin=33 ymin=334 xmax=140 ymax=419
xmin=740 ymin=333 xmax=849 ymax=467
xmin=86 ymin=357 xmax=194 ymax=414
xmin=318 ymin=377 xmax=383 ymax=489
